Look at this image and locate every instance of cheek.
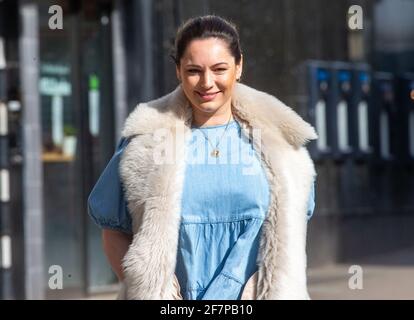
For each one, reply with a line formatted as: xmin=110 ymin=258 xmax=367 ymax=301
xmin=219 ymin=73 xmax=237 ymax=85
xmin=181 ymin=81 xmax=198 ymax=100
xmin=182 ymin=76 xmax=199 ymax=88
xmin=218 ymin=77 xmax=236 ymax=91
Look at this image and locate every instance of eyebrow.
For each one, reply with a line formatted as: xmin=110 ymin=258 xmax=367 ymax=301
xmin=185 ymin=62 xmax=229 ymax=68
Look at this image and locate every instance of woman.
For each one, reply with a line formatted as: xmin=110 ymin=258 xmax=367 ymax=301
xmin=88 ymin=15 xmax=317 ymax=300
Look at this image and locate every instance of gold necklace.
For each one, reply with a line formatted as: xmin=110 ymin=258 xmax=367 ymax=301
xmin=196 ymin=113 xmax=233 ymax=158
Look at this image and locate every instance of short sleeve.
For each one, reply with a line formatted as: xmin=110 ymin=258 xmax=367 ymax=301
xmin=87 ymin=137 xmax=132 ymax=234
xmin=306 ymin=180 xmax=316 ymax=221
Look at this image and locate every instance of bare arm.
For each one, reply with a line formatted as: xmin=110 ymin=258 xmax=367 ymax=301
xmin=102 ymin=229 xmax=133 ymax=281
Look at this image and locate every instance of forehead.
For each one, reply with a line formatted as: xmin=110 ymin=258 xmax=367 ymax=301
xmin=181 ymin=38 xmax=233 ymax=65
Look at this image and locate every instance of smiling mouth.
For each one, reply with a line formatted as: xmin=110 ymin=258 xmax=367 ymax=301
xmin=196 ymin=91 xmax=220 ymax=100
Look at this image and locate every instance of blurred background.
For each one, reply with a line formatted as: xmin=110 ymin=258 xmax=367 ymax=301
xmin=0 ymin=0 xmax=413 ymax=300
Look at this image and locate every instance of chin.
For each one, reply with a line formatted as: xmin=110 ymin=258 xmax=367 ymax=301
xmin=193 ymin=101 xmax=221 ymax=113
xmin=197 ymin=105 xmax=220 ymax=113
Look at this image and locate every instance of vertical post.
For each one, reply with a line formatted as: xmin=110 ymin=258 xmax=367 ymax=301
xmin=111 ymin=0 xmax=128 ymax=142
xmin=141 ymin=0 xmax=154 ymax=101
xmin=0 ymin=32 xmax=14 ymax=299
xmin=19 ymin=0 xmax=45 ymax=299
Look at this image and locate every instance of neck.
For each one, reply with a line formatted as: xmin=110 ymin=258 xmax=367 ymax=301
xmin=191 ymin=103 xmax=233 ymax=128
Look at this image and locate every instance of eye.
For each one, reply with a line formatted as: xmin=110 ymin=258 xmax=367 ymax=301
xmin=214 ymin=68 xmax=227 ymax=73
xmin=187 ymin=69 xmax=200 ymax=74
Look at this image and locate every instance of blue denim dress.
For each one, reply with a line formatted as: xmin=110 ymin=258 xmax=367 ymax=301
xmin=88 ymin=120 xmax=315 ymax=300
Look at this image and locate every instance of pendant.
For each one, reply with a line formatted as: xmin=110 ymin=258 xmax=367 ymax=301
xmin=211 ymin=149 xmax=220 ymax=157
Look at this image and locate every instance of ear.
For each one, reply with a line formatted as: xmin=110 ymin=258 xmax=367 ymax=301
xmin=236 ymin=54 xmax=243 ymax=80
xmin=176 ymin=65 xmax=181 ymax=82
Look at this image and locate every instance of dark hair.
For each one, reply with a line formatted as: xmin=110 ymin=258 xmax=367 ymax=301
xmin=171 ymin=15 xmax=242 ymax=66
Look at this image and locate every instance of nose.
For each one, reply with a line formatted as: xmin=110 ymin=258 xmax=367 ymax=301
xmin=200 ymin=70 xmax=214 ymax=89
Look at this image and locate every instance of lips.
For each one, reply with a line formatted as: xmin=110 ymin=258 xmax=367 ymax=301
xmin=196 ymin=91 xmax=220 ymax=101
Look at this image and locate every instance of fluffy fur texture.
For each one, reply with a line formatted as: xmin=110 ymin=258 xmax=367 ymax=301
xmin=119 ymin=83 xmax=317 ymax=300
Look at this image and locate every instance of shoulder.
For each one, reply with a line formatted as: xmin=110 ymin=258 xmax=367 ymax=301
xmin=232 ymin=83 xmax=318 ymax=148
xmin=121 ymin=86 xmax=191 ymax=138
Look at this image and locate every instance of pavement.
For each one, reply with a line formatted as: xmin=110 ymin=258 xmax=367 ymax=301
xmin=84 ymin=246 xmax=414 ymax=300
xmin=308 ymin=246 xmax=414 ymax=300
xmin=83 ymin=292 xmax=118 ymax=300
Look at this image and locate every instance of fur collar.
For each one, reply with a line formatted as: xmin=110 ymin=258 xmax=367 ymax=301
xmin=122 ymin=83 xmax=317 ymax=147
